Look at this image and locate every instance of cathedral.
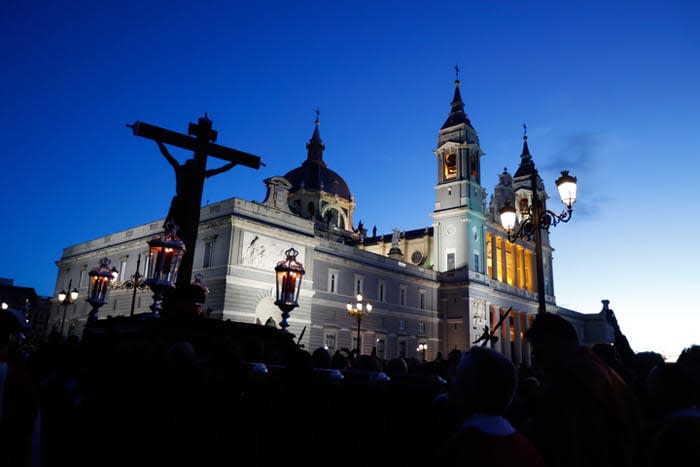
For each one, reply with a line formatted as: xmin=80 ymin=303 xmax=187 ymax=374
xmin=50 ymin=77 xmax=611 ymax=365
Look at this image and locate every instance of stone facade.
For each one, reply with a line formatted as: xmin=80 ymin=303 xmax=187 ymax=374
xmin=49 ymin=81 xmax=611 ymax=365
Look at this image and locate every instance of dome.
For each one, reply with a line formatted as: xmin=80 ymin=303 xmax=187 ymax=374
xmin=285 ymin=117 xmax=352 ymax=200
xmin=284 ymin=161 xmax=351 ymax=200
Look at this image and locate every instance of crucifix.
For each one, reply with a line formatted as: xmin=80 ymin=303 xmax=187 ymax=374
xmin=127 ymin=113 xmax=262 ymax=288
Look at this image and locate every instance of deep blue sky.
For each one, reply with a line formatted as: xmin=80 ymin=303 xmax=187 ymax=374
xmin=1 ymin=0 xmax=698 ymax=359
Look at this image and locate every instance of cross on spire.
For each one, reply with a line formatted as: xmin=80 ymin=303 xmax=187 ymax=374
xmin=455 ymin=64 xmax=460 ymax=81
xmin=315 ymin=107 xmax=320 ymax=124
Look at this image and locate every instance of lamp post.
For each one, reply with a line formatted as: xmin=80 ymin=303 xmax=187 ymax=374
xmin=417 ymin=342 xmax=428 ymax=361
xmin=143 ymin=222 xmax=186 ymax=317
xmin=110 ymin=253 xmax=149 ymax=316
xmin=57 ymin=279 xmax=79 ymax=336
xmin=274 ymin=247 xmax=305 ymax=333
xmin=86 ymin=258 xmax=114 ymax=323
xmin=499 ymin=169 xmax=577 ymax=314
xmin=346 ymin=294 xmax=372 ymax=355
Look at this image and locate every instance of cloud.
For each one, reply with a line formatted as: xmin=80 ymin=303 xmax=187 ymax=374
xmin=540 ymin=131 xmax=617 ymax=220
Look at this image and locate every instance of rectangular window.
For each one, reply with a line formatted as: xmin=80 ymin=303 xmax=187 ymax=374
xmin=419 ymin=291 xmax=425 ymax=310
xmin=516 ymin=245 xmax=525 ymax=289
xmin=398 ymin=319 xmax=406 ymax=331
xmin=398 ymin=340 xmax=407 ymax=358
xmin=325 ymin=332 xmax=336 ymax=354
xmin=400 ymin=286 xmax=406 ymax=306
xmin=353 ymin=334 xmax=361 ymax=353
xmin=496 ymin=237 xmax=504 ymax=282
xmin=417 ymin=321 xmax=426 ymax=335
xmin=486 ymin=233 xmax=494 ymax=278
xmin=447 ymin=253 xmax=455 ymax=271
xmin=473 ymin=253 xmax=480 ymax=273
xmin=505 ymin=241 xmax=515 ymax=286
xmin=203 ymin=241 xmax=215 ymax=268
xmin=354 ymin=275 xmax=364 ymax=296
xmin=328 ymin=271 xmax=337 ymax=294
xmin=120 ymin=259 xmax=128 ymax=281
xmin=378 ymin=281 xmax=385 ymax=302
xmin=142 ymin=254 xmax=150 ymax=279
xmin=79 ymin=268 xmax=86 ymax=288
xmin=376 ymin=337 xmax=386 ymax=360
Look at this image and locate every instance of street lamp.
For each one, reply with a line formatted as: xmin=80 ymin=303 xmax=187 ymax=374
xmin=499 ymin=168 xmax=577 ymax=314
xmin=346 ymin=294 xmax=372 ymax=355
xmin=57 ymin=279 xmax=79 ymax=336
xmin=111 ymin=253 xmax=149 ymax=316
xmin=274 ymin=247 xmax=305 ymax=333
xmin=143 ymin=222 xmax=186 ymax=317
xmin=86 ymin=258 xmax=114 ymax=323
xmin=417 ymin=342 xmax=428 ymax=361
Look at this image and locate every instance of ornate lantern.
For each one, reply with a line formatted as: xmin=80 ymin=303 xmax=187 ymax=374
xmin=144 ymin=222 xmax=186 ymax=316
xmin=274 ymin=247 xmax=305 ymax=332
xmin=86 ymin=258 xmax=114 ymax=323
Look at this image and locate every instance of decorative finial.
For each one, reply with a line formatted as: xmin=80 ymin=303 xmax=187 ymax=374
xmin=315 ymin=107 xmax=320 ymax=125
xmin=455 ymin=64 xmax=460 ymax=80
xmin=523 ymin=122 xmax=528 ymax=140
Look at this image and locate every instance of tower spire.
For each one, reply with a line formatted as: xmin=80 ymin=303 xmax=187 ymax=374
xmin=514 ymin=123 xmax=536 ymax=178
xmin=306 ymin=108 xmax=326 ymax=164
xmin=441 ymin=66 xmax=473 ymax=130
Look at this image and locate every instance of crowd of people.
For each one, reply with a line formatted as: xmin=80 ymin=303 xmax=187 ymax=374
xmin=1 ymin=308 xmax=699 ymax=467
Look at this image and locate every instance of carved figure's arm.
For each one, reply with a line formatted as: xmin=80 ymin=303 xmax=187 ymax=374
xmin=205 ymin=161 xmax=238 ymax=178
xmin=156 ymin=141 xmax=179 ymax=169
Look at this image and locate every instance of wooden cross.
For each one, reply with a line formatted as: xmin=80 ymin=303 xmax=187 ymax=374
xmin=127 ymin=114 xmax=262 ymax=289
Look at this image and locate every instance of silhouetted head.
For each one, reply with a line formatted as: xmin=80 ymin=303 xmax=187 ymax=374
xmin=454 ymin=345 xmax=518 ymax=416
xmin=311 ymin=346 xmax=331 ymax=369
xmin=646 ymin=361 xmax=698 ymax=414
xmin=525 ymin=312 xmax=579 ymax=372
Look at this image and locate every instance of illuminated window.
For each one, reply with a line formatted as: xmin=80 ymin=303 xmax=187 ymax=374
xmin=495 ymin=237 xmax=504 ymax=282
xmin=506 ymin=241 xmax=515 ymax=286
xmin=486 ymin=233 xmax=493 ymax=278
xmin=444 ymin=153 xmax=457 ymax=179
xmin=524 ymin=250 xmax=533 ymax=291
xmin=516 ymin=245 xmax=525 ymax=289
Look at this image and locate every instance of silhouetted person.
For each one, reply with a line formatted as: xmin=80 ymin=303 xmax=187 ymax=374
xmin=436 ymin=346 xmax=544 ymax=466
xmin=677 ymin=344 xmax=700 ymax=406
xmin=524 ymin=312 xmax=643 ymax=467
xmin=311 ymin=346 xmax=331 ymax=369
xmin=645 ymin=361 xmax=700 ymax=467
xmin=0 ymin=309 xmax=40 ymax=467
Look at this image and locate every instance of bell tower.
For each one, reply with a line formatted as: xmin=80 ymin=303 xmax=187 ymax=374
xmin=432 ymin=69 xmax=487 ymax=273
